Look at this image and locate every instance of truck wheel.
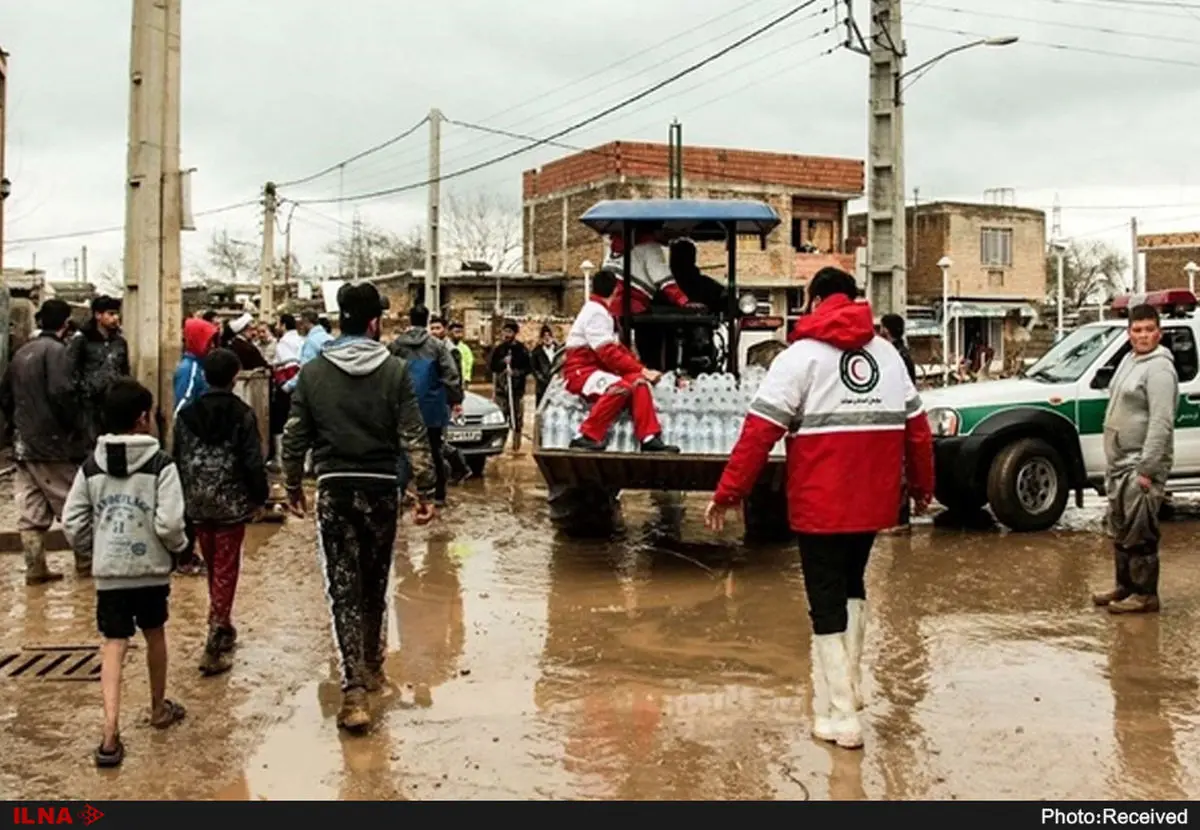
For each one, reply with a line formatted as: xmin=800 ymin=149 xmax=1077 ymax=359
xmin=743 ymin=483 xmax=791 ymax=545
xmin=986 ymin=437 xmax=1069 ymax=532
xmin=548 ymin=483 xmax=621 ymax=538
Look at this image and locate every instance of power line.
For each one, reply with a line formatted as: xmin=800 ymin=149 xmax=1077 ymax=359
xmin=4 ymin=198 xmax=260 ymax=246
xmin=292 ymin=1 xmax=833 ymax=201
xmin=916 ymin=2 xmax=1198 ymax=45
xmin=291 ymin=0 xmax=825 ymax=206
xmin=1029 ymin=0 xmax=1200 ymax=19
xmin=905 ymin=20 xmax=1200 ymax=68
xmin=273 ymin=114 xmax=430 ymax=189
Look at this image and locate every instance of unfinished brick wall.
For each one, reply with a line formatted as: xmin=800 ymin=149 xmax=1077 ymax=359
xmin=522 ymin=141 xmax=864 ymax=285
xmin=1140 ymin=233 xmax=1200 ymax=292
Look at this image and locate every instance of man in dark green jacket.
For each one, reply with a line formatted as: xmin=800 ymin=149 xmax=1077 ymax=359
xmin=281 ymin=282 xmax=436 ymax=732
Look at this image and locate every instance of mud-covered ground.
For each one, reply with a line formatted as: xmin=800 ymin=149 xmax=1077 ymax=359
xmin=1 ymin=454 xmax=1199 ymax=801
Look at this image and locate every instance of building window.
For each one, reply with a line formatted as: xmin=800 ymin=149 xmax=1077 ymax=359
xmin=981 ymin=228 xmax=1013 ymax=267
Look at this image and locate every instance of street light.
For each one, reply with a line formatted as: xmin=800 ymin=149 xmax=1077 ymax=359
xmin=1185 ymin=261 xmax=1199 ymax=295
xmin=1050 ymin=239 xmax=1068 ymax=338
xmin=938 ymin=255 xmax=952 ymax=386
xmin=580 ymin=259 xmax=595 ymax=304
xmin=898 ymin=36 xmax=1020 ymax=97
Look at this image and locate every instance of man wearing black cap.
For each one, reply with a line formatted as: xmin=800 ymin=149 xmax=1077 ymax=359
xmin=281 ymin=282 xmax=436 ymax=732
xmin=67 ymin=295 xmax=130 ymax=447
xmin=0 ymin=299 xmax=93 ymax=583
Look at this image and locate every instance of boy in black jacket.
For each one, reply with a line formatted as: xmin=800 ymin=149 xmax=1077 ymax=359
xmin=173 ymin=349 xmax=269 ymax=676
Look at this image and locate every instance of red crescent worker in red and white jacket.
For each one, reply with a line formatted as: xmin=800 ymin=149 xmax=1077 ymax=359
xmin=604 ymin=231 xmax=698 ymax=316
xmin=562 ymin=269 xmax=680 ymax=454
xmin=704 ymin=267 xmax=934 ymax=752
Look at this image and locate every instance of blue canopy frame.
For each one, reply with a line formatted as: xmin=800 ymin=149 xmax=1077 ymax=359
xmin=578 ymin=199 xmax=782 ymax=375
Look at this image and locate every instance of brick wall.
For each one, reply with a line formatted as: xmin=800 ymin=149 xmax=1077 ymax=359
xmin=1139 ymin=232 xmax=1200 ymax=292
xmin=523 ymin=141 xmax=864 ymax=288
xmin=523 ymin=141 xmax=862 ymax=200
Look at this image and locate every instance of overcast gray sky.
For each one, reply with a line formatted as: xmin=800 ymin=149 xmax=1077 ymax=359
xmin=4 ymin=0 xmax=1200 ymax=287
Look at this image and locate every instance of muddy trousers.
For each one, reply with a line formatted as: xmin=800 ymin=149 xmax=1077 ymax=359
xmin=495 ymin=381 xmax=526 ymax=450
xmin=796 ymin=533 xmax=876 ymax=635
xmin=316 ymin=482 xmax=398 ymax=692
xmin=195 ymin=523 xmax=246 ymax=628
xmin=578 ymin=378 xmax=663 ymax=444
xmin=1107 ymin=472 xmax=1163 ymax=597
xmin=427 ymin=427 xmax=447 ymax=502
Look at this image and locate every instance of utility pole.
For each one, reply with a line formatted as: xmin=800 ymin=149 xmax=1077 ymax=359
xmin=668 ymin=119 xmax=683 ymax=198
xmin=1130 ymin=216 xmax=1142 ymax=293
xmin=0 ymin=47 xmax=8 ymax=280
xmin=81 ymin=245 xmax=88 ymax=285
xmin=122 ymin=0 xmax=183 ymax=432
xmin=851 ymin=0 xmax=906 ymax=317
xmin=909 ymin=186 xmax=919 ymax=271
xmin=282 ymin=201 xmax=296 ymax=291
xmin=260 ymin=181 xmax=277 ymax=318
xmin=425 ymin=107 xmax=443 ymax=312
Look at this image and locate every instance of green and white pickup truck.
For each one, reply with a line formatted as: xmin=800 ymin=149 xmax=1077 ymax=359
xmin=923 ymin=289 xmax=1200 ymax=532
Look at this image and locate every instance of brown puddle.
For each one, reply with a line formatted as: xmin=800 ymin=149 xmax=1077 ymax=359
xmin=2 ymin=457 xmax=1199 ymax=799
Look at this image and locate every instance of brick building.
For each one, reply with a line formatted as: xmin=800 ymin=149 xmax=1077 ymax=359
xmin=850 ymin=201 xmax=1047 ymax=370
xmin=522 ymin=141 xmax=863 ymax=324
xmin=1138 ymin=231 xmax=1200 ymax=292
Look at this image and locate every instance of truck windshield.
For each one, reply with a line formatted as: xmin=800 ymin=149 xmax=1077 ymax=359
xmin=1024 ymin=325 xmax=1125 ymax=384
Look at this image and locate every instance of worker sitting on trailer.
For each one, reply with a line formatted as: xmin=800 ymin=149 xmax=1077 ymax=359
xmin=562 ymin=269 xmax=680 ymax=454
xmin=604 ymin=230 xmax=703 ymax=316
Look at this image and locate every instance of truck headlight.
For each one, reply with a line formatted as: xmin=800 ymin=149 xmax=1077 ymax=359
xmin=482 ymin=410 xmax=506 ymax=426
xmin=927 ymin=408 xmax=960 ymax=437
xmin=738 ymin=293 xmax=759 ymax=316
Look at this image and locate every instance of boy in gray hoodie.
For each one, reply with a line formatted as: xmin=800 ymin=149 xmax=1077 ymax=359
xmin=1093 ymin=303 xmax=1179 ymax=615
xmin=63 ymin=378 xmax=190 ymax=767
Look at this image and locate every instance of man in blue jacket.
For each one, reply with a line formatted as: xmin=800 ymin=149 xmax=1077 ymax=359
xmin=389 ymin=305 xmax=462 ymax=506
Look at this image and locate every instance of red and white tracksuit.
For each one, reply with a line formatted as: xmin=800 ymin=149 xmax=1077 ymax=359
xmin=604 ymin=235 xmax=692 ymax=316
xmin=562 ymin=296 xmax=663 ymax=444
xmin=713 ymin=294 xmax=935 ymax=534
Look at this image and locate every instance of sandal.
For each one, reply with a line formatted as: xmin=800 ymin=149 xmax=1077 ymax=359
xmin=94 ymin=737 xmax=125 ymax=768
xmin=150 ymin=699 xmax=187 ymax=729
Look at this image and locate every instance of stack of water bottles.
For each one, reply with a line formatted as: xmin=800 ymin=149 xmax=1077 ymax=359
xmin=538 ymin=367 xmax=785 ymax=456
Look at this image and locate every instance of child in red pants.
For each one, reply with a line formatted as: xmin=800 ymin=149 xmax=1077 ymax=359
xmin=172 ymin=348 xmax=269 ymax=675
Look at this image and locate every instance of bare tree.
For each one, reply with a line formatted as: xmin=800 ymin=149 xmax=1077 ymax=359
xmin=206 ymin=229 xmax=256 ymax=282
xmin=322 ymin=221 xmax=424 ymax=277
xmin=1045 ymin=239 xmax=1129 ymax=308
xmin=443 ymin=191 xmax=522 ymax=272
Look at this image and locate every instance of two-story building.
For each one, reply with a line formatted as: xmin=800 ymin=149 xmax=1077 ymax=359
xmin=522 ymin=140 xmax=864 ymax=328
xmin=850 ymin=201 xmax=1047 ymax=370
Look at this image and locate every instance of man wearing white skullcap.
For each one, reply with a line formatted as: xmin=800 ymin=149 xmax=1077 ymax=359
xmin=226 ymin=313 xmax=270 ymax=374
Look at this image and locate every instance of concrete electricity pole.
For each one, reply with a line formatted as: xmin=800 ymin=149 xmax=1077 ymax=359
xmin=123 ymin=0 xmax=183 ymax=432
xmin=260 ymin=181 xmax=277 ymax=318
xmin=846 ymin=0 xmax=906 ymax=316
xmin=425 ymin=108 xmax=442 ymax=312
xmin=867 ymin=0 xmax=906 ymax=317
xmin=1130 ymin=216 xmax=1143 ymax=292
xmin=0 ymin=47 xmax=8 ymax=279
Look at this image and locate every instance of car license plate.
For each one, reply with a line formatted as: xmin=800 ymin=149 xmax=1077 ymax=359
xmin=449 ymin=430 xmax=482 ymax=443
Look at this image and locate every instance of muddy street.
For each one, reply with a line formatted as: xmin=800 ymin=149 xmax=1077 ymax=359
xmin=1 ymin=457 xmax=1199 ymax=801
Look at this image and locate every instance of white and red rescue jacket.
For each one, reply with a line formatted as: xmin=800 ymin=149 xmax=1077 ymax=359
xmin=562 ymin=295 xmax=645 ymax=397
xmin=713 ymin=295 xmax=935 ymax=534
xmin=604 ymin=234 xmax=691 ymax=315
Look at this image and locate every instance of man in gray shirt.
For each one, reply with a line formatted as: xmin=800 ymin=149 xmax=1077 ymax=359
xmin=1093 ymin=303 xmax=1179 ymax=614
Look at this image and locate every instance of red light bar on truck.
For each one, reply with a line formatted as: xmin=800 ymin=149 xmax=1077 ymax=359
xmin=1111 ymin=288 xmax=1197 ymax=318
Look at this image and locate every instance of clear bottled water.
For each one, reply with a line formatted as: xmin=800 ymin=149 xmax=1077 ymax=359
xmin=537 ymin=367 xmax=792 ymax=456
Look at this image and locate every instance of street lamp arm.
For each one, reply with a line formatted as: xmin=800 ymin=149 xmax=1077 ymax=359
xmin=900 ymin=39 xmax=986 ymax=82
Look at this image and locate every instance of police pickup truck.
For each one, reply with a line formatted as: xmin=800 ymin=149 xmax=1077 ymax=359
xmin=923 ymin=288 xmax=1200 ymax=532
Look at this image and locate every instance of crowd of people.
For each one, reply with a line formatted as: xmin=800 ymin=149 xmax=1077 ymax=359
xmin=0 ymin=256 xmax=1177 ymax=766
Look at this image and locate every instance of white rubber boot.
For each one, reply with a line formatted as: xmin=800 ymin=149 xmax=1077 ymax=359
xmin=846 ymin=599 xmax=867 ymax=710
xmin=810 ymin=637 xmax=834 ymax=741
xmin=813 ymin=633 xmax=864 ymax=749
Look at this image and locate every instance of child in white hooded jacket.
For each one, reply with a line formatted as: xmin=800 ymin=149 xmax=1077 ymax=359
xmin=63 ymin=378 xmax=190 ymax=768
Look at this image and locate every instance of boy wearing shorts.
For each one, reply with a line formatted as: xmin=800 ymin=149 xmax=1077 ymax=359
xmin=63 ymin=378 xmax=190 ymax=767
